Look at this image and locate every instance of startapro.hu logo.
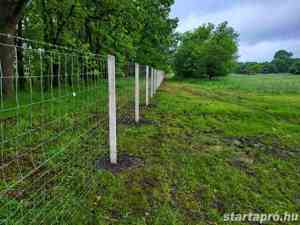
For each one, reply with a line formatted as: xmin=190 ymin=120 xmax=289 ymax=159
xmin=224 ymin=212 xmax=299 ymax=223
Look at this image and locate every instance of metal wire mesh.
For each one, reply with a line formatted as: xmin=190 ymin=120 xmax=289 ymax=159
xmin=115 ymin=61 xmax=135 ymax=125
xmin=0 ymin=33 xmax=165 ymax=224
xmin=139 ymin=65 xmax=147 ymax=108
xmin=0 ymin=34 xmax=109 ymax=224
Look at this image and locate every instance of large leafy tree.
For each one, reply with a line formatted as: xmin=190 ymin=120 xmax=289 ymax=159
xmin=174 ymin=22 xmax=238 ymax=79
xmin=272 ymin=50 xmax=293 ymax=73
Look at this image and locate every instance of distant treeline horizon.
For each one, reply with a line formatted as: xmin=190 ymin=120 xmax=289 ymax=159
xmin=234 ymin=50 xmax=300 ymax=75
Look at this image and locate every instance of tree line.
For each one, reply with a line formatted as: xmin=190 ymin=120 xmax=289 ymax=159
xmin=0 ymin=0 xmax=178 ymax=96
xmin=234 ymin=50 xmax=300 ymax=75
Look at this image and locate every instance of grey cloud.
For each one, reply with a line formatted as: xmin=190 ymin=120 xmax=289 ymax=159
xmin=175 ymin=0 xmax=300 ymax=61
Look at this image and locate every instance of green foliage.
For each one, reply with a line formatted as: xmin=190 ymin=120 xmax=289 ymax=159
xmin=260 ymin=62 xmax=277 ymax=74
xmin=235 ymin=49 xmax=296 ymax=75
xmin=289 ymin=60 xmax=300 ymax=74
xmin=274 ymin=50 xmax=293 ymax=60
xmin=272 ymin=59 xmax=291 ymax=73
xmin=234 ymin=62 xmax=262 ymax=75
xmin=21 ymin=0 xmax=177 ymax=70
xmin=272 ymin=50 xmax=293 ymax=73
xmin=174 ymin=22 xmax=238 ymax=79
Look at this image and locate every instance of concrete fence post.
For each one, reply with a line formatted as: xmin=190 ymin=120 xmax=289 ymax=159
xmin=155 ymin=70 xmax=157 ymax=93
xmin=108 ymin=55 xmax=117 ymax=164
xmin=154 ymin=70 xmax=156 ymax=94
xmin=159 ymin=71 xmax=161 ymax=87
xmin=157 ymin=70 xmax=159 ymax=91
xmin=157 ymin=70 xmax=160 ymax=88
xmin=157 ymin=70 xmax=159 ymax=90
xmin=150 ymin=68 xmax=154 ymax=98
xmin=146 ymin=65 xmax=149 ymax=106
xmin=153 ymin=70 xmax=157 ymax=92
xmin=154 ymin=69 xmax=156 ymax=95
xmin=135 ymin=63 xmax=140 ymax=123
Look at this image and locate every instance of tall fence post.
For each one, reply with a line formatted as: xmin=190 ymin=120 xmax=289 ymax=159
xmin=157 ymin=70 xmax=159 ymax=91
xmin=135 ymin=63 xmax=140 ymax=123
xmin=108 ymin=55 xmax=117 ymax=164
xmin=146 ymin=65 xmax=149 ymax=106
xmin=157 ymin=70 xmax=159 ymax=90
xmin=158 ymin=71 xmax=161 ymax=87
xmin=159 ymin=71 xmax=162 ymax=87
xmin=152 ymin=69 xmax=156 ymax=96
xmin=150 ymin=68 xmax=154 ymax=98
xmin=155 ymin=70 xmax=157 ymax=93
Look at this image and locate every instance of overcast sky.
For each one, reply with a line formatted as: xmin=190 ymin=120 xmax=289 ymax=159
xmin=171 ymin=0 xmax=300 ymax=62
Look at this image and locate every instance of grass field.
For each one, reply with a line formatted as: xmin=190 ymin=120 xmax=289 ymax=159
xmin=96 ymin=74 xmax=300 ymax=225
xmin=1 ymin=74 xmax=300 ymax=224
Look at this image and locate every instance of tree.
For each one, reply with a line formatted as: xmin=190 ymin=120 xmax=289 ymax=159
xmin=135 ymin=0 xmax=178 ymax=72
xmin=260 ymin=62 xmax=276 ymax=74
xmin=0 ymin=0 xmax=30 ymax=96
xmin=234 ymin=62 xmax=264 ymax=75
xmin=272 ymin=50 xmax=293 ymax=73
xmin=289 ymin=61 xmax=300 ymax=75
xmin=174 ymin=22 xmax=238 ymax=79
xmin=274 ymin=50 xmax=293 ymax=60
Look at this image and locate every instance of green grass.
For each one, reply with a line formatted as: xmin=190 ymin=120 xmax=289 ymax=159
xmin=1 ymin=74 xmax=300 ymax=224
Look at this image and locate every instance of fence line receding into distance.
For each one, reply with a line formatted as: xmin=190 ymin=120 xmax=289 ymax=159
xmin=0 ymin=33 xmax=164 ymax=225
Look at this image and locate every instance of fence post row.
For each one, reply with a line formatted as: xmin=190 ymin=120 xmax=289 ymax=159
xmin=108 ymin=55 xmax=117 ymax=164
xmin=107 ymin=58 xmax=164 ymax=164
xmin=135 ymin=63 xmax=140 ymax=123
xmin=146 ymin=66 xmax=149 ymax=106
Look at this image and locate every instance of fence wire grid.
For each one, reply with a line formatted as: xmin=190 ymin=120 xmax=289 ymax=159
xmin=0 ymin=33 xmax=164 ymax=224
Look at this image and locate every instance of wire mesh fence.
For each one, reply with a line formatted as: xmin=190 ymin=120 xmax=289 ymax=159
xmin=115 ymin=61 xmax=135 ymax=125
xmin=0 ymin=33 xmax=164 ymax=224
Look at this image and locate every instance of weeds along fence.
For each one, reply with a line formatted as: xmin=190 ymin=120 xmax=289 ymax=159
xmin=0 ymin=33 xmax=164 ymax=224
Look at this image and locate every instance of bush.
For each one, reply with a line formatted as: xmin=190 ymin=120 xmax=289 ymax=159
xmin=174 ymin=22 xmax=238 ymax=79
xmin=289 ymin=61 xmax=300 ymax=74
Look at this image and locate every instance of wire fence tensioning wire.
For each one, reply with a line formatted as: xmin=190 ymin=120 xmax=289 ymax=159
xmin=0 ymin=33 xmax=165 ymax=224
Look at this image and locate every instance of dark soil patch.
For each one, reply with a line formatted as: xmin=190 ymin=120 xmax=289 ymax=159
xmin=230 ymin=157 xmax=256 ymax=177
xmin=224 ymin=136 xmax=299 ymax=159
xmin=117 ymin=116 xmax=158 ymax=126
xmin=95 ymin=154 xmax=144 ymax=174
xmin=211 ymin=197 xmax=225 ymax=214
xmin=0 ymin=116 xmax=17 ymax=125
xmin=148 ymin=103 xmax=158 ymax=108
xmin=137 ymin=118 xmax=159 ymax=126
xmin=117 ymin=115 xmax=135 ymax=125
xmin=224 ymin=136 xmax=264 ymax=149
